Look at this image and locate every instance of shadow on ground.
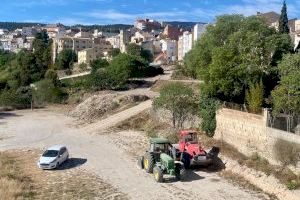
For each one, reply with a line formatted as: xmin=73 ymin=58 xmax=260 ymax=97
xmin=191 ymin=157 xmax=226 ymax=173
xmin=0 ymin=112 xmax=21 ymax=119
xmin=163 ymin=170 xmax=205 ymax=183
xmin=56 ymin=158 xmax=87 ymax=170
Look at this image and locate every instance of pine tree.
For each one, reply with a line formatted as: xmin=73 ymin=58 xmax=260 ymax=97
xmin=279 ymin=1 xmax=289 ymax=34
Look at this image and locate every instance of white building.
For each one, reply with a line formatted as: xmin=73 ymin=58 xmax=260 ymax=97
xmin=178 ymin=31 xmax=193 ymax=61
xmin=160 ymin=39 xmax=177 ymax=62
xmin=193 ymin=24 xmax=207 ymax=43
xmin=0 ymin=29 xmax=9 ymax=35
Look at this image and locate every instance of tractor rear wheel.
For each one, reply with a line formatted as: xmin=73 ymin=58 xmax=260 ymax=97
xmin=144 ymin=152 xmax=154 ymax=173
xmin=137 ymin=156 xmax=144 ymax=169
xmin=153 ymin=166 xmax=163 ymax=183
xmin=175 ymin=164 xmax=186 ymax=180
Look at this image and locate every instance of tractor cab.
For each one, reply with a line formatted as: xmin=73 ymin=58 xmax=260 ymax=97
xmin=149 ymin=138 xmax=171 ymax=155
xmin=179 ymin=130 xmax=204 ymax=154
xmin=138 ymin=137 xmax=186 ymax=182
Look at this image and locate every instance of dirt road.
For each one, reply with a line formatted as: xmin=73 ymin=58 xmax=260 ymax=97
xmin=0 ymin=109 xmax=270 ymax=200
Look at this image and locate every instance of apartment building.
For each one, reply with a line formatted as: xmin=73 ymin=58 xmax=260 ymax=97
xmin=21 ymin=27 xmax=37 ymax=37
xmin=44 ymin=24 xmax=66 ymax=38
xmin=78 ymin=43 xmax=112 ymax=64
xmin=134 ymin=19 xmax=162 ymax=31
xmin=193 ymin=23 xmax=207 ymax=42
xmin=160 ymin=39 xmax=177 ymax=62
xmin=163 ymin=25 xmax=182 ymax=40
xmin=52 ymin=37 xmax=93 ymax=63
xmin=178 ymin=31 xmax=193 ymax=61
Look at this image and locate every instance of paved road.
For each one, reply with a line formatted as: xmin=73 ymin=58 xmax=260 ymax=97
xmin=59 ymin=71 xmax=91 ymax=80
xmin=0 ymin=108 xmax=270 ymax=200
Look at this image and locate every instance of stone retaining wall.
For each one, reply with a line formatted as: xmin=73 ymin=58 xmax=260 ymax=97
xmin=214 ymin=108 xmax=300 ymax=168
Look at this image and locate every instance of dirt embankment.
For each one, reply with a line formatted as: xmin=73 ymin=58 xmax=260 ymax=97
xmin=69 ymin=93 xmax=149 ymax=123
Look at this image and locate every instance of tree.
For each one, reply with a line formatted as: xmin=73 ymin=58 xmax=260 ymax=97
xmin=126 ymin=43 xmax=141 ymax=58
xmin=185 ymin=15 xmax=292 ymax=103
xmin=109 ymin=53 xmax=147 ymax=78
xmin=110 ymin=48 xmax=121 ymax=57
xmin=126 ymin=43 xmax=153 ymax=62
xmin=279 ymin=1 xmax=289 ymax=34
xmin=90 ymin=58 xmax=109 ymax=73
xmin=272 ymin=52 xmax=300 ymax=132
xmin=56 ymin=49 xmax=77 ymax=70
xmin=245 ymin=81 xmax=264 ymax=114
xmin=198 ymin=95 xmax=219 ymax=137
xmin=32 ymin=30 xmax=52 ymax=76
xmin=153 ymin=82 xmax=197 ymax=129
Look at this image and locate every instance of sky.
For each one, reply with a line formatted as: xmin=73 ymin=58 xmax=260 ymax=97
xmin=1 ymin=0 xmax=300 ymax=25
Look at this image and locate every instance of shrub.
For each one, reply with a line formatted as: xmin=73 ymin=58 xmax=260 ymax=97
xmin=33 ymin=79 xmax=68 ymax=105
xmin=198 ymin=95 xmax=219 ymax=137
xmin=246 ymin=81 xmax=264 ymax=114
xmin=274 ymin=139 xmax=300 ymax=166
xmin=0 ymin=88 xmax=31 ymax=109
xmin=153 ymin=82 xmax=197 ymax=129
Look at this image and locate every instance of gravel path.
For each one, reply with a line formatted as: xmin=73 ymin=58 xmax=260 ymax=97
xmin=0 ymin=109 xmax=270 ymax=200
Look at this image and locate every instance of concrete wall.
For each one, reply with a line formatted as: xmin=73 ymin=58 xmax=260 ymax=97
xmin=214 ymin=108 xmax=300 ymax=168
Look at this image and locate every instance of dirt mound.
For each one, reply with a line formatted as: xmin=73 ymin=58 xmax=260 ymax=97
xmin=69 ymin=93 xmax=149 ymax=122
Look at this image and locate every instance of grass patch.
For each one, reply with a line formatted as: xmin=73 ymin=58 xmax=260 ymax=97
xmin=274 ymin=139 xmax=300 ymax=167
xmin=0 ymin=151 xmax=35 ymax=199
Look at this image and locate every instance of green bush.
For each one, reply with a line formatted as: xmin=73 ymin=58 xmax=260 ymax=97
xmin=153 ymin=82 xmax=197 ymax=129
xmin=198 ymin=95 xmax=219 ymax=137
xmin=33 ymin=79 xmax=68 ymax=105
xmin=246 ymin=81 xmax=264 ymax=114
xmin=0 ymin=88 xmax=31 ymax=109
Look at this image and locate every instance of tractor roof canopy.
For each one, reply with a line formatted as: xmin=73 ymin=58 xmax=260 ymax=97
xmin=150 ymin=138 xmax=170 ymax=144
xmin=179 ymin=130 xmax=197 ymax=137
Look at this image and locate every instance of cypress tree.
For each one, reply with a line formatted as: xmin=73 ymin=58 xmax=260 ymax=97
xmin=279 ymin=1 xmax=289 ymax=34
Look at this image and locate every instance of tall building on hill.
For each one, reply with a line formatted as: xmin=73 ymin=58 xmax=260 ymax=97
xmin=163 ymin=25 xmax=182 ymax=40
xmin=193 ymin=23 xmax=207 ymax=42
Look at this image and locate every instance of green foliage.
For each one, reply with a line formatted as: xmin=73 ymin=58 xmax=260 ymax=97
xmin=56 ymin=49 xmax=77 ymax=70
xmin=185 ymin=15 xmax=293 ymax=103
xmin=198 ymin=95 xmax=219 ymax=137
xmin=110 ymin=48 xmax=121 ymax=57
xmin=126 ymin=43 xmax=141 ymax=57
xmin=246 ymin=81 xmax=264 ymax=114
xmin=33 ymin=79 xmax=67 ymax=104
xmin=272 ymin=52 xmax=300 ymax=118
xmin=90 ymin=58 xmax=109 ymax=73
xmin=0 ymin=88 xmax=31 ymax=109
xmin=153 ymin=82 xmax=197 ymax=129
xmin=78 ymin=63 xmax=88 ymax=71
xmin=126 ymin=43 xmax=153 ymax=62
xmin=279 ymin=1 xmax=289 ymax=34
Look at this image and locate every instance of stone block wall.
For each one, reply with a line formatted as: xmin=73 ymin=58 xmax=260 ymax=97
xmin=214 ymin=108 xmax=300 ymax=168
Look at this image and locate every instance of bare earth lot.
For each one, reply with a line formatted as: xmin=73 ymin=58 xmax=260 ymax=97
xmin=0 ymin=108 xmax=271 ymax=200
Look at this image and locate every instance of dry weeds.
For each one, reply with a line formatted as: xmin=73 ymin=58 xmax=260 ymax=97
xmin=198 ymin=132 xmax=300 ymax=190
xmin=0 ymin=150 xmax=128 ymax=200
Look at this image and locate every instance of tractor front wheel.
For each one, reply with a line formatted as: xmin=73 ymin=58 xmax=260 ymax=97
xmin=175 ymin=164 xmax=186 ymax=181
xmin=144 ymin=153 xmax=154 ymax=173
xmin=153 ymin=166 xmax=163 ymax=183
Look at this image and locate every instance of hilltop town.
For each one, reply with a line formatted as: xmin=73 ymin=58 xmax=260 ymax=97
xmin=0 ymin=1 xmax=300 ymax=199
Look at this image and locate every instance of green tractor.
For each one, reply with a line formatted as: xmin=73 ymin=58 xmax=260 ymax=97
xmin=138 ymin=138 xmax=186 ymax=182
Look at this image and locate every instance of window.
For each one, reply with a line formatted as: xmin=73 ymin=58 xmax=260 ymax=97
xmin=59 ymin=147 xmax=66 ymax=155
